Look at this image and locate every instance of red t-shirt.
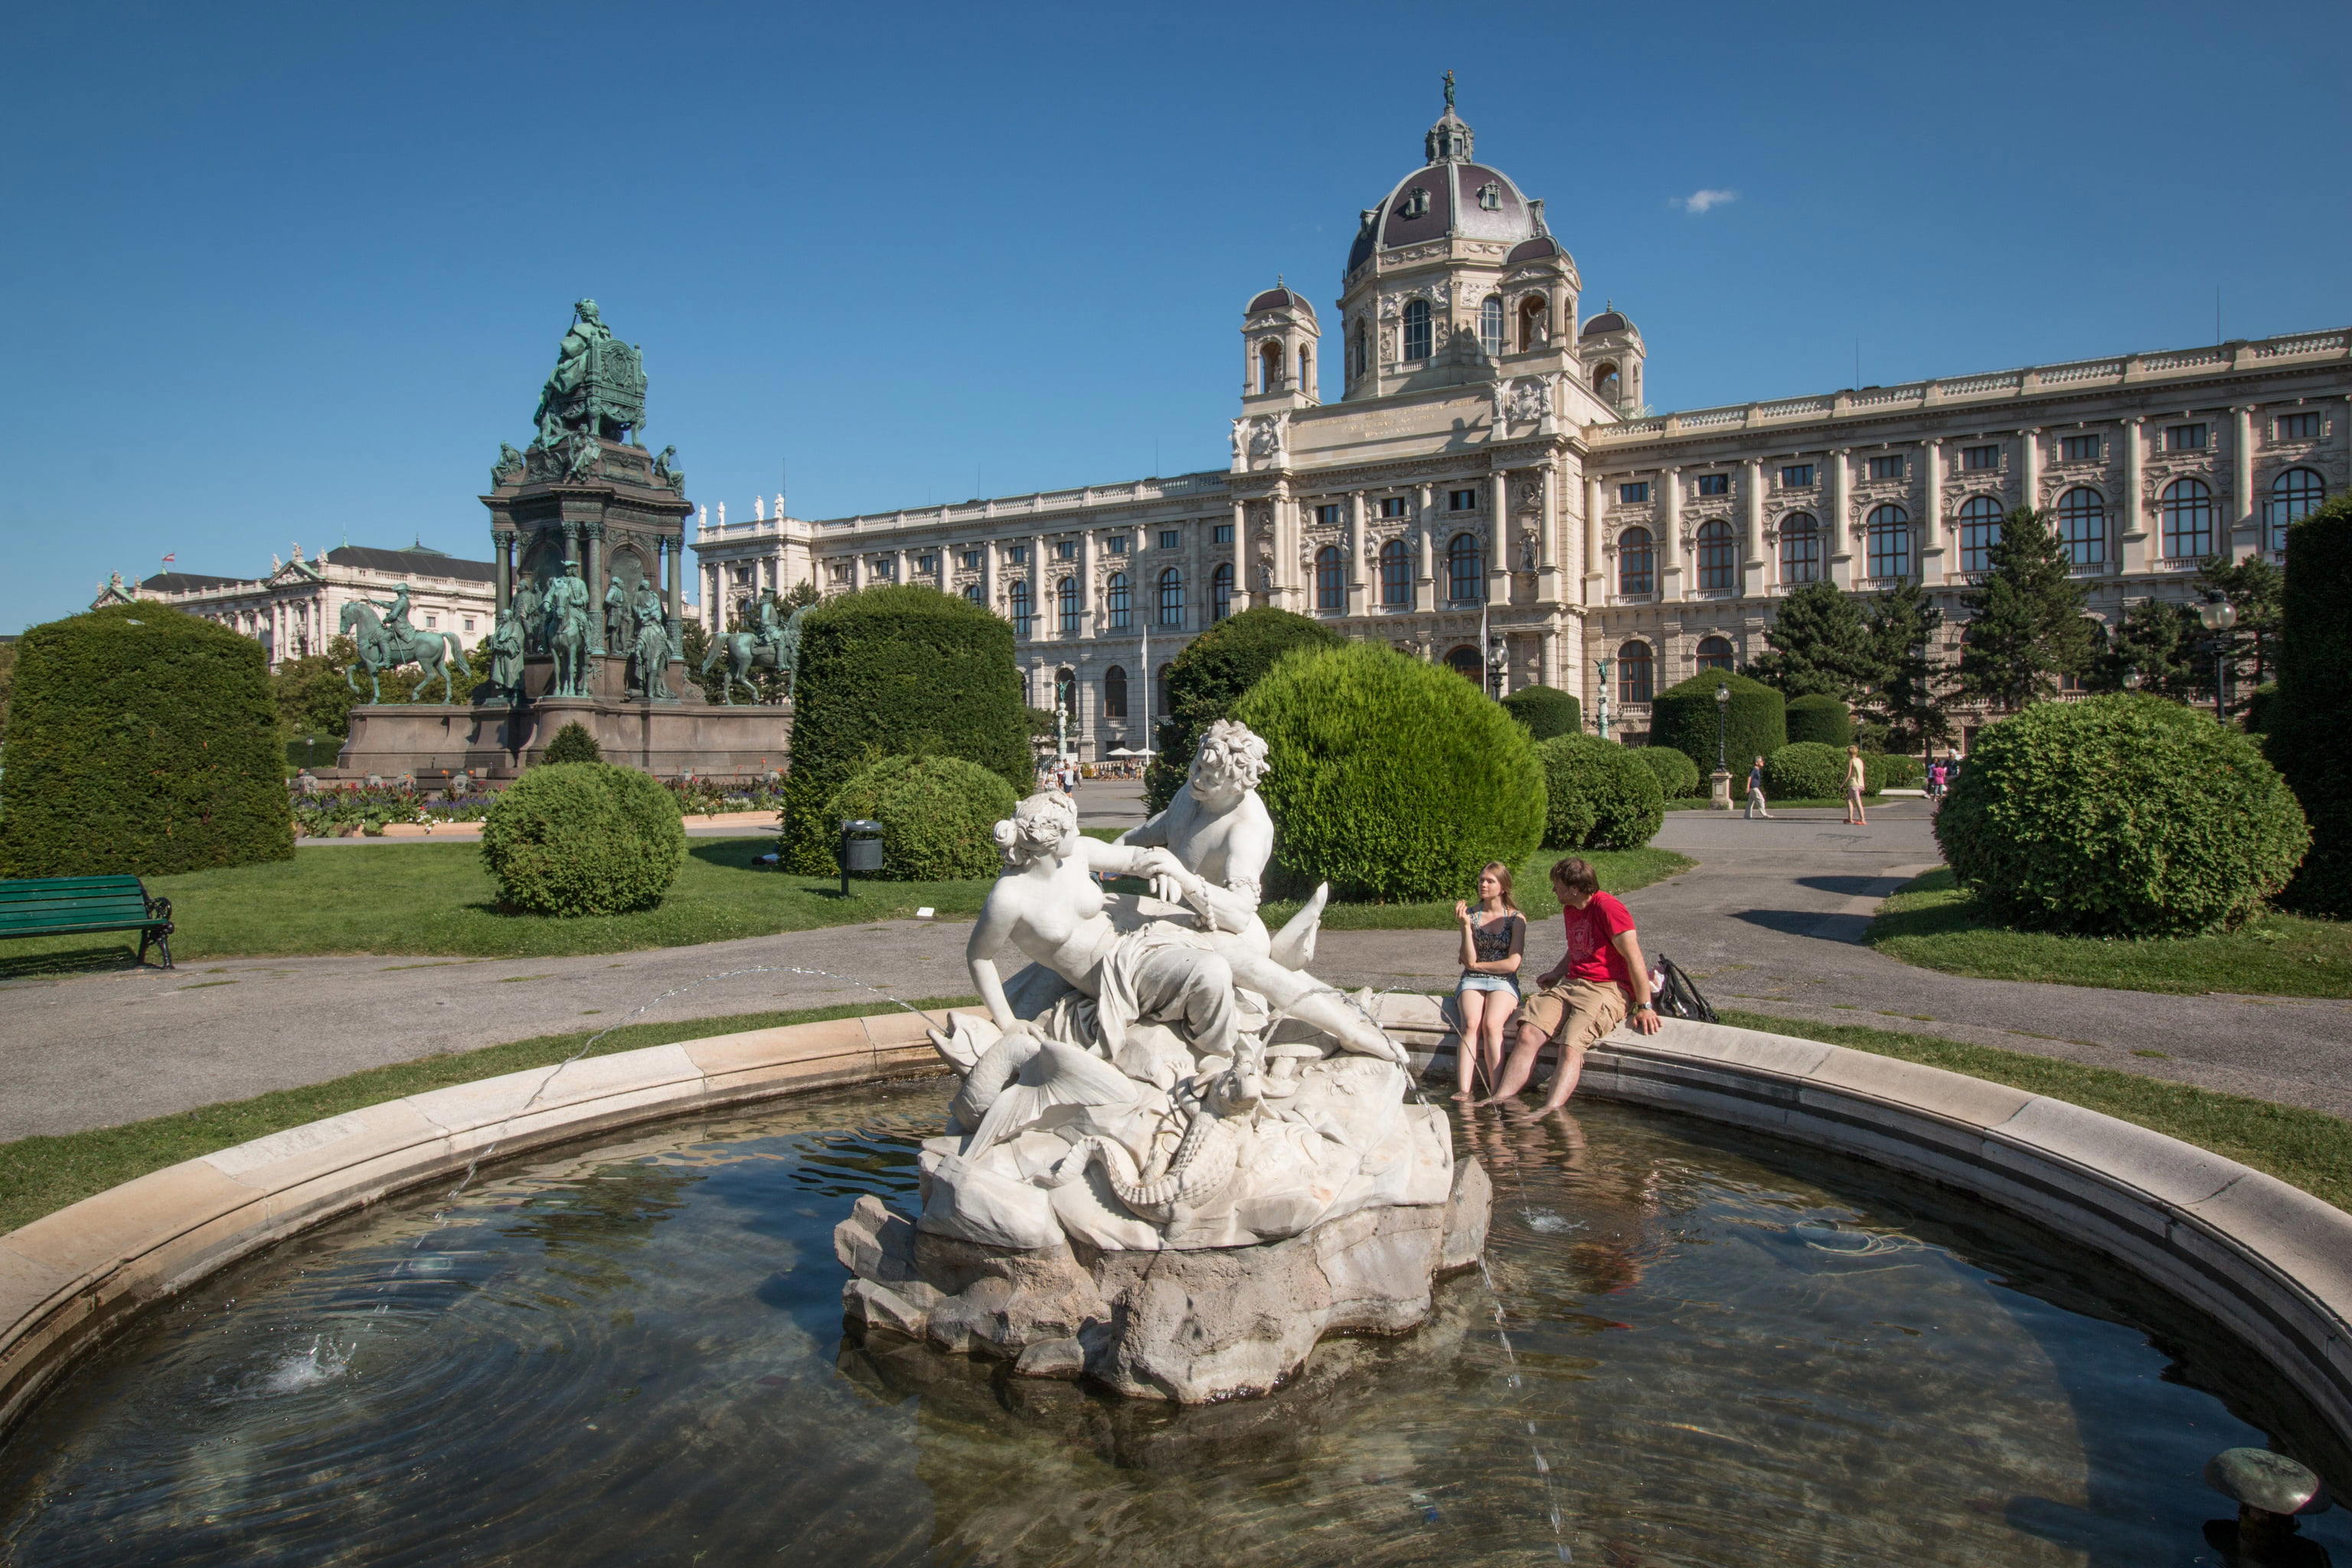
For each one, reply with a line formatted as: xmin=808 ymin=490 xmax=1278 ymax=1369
xmin=1561 ymin=892 xmax=1636 ymax=992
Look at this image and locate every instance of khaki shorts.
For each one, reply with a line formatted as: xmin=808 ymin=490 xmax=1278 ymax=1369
xmin=1514 ymin=978 xmax=1628 ymax=1054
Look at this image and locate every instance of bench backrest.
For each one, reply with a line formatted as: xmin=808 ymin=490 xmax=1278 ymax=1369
xmin=0 ymin=876 xmax=156 ymax=934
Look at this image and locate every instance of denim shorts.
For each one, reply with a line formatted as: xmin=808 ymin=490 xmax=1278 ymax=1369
xmin=1457 ymin=973 xmax=1521 ymax=997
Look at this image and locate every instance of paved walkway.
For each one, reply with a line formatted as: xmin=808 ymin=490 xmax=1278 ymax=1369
xmin=5 ymin=799 xmax=2347 ymax=1140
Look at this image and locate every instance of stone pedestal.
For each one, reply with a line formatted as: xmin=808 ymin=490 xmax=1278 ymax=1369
xmin=836 ymin=1155 xmax=1491 ymax=1403
xmin=1710 ymin=768 xmax=1733 ymax=809
xmin=335 ymin=692 xmax=789 ymax=782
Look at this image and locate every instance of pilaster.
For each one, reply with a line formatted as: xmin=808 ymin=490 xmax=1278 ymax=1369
xmin=1659 ymin=466 xmax=1684 ymax=601
xmin=1828 ymin=448 xmax=1854 ymax=589
xmin=1740 ymin=458 xmax=1766 ymax=597
xmin=2233 ymin=405 xmax=2259 ymax=560
xmin=2120 ymin=418 xmax=2148 ymax=572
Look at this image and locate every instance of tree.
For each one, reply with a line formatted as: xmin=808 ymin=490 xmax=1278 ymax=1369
xmin=2088 ymin=599 xmax=2209 ymax=702
xmin=1743 ymin=581 xmax=1886 ymax=702
xmin=1863 ymin=580 xmax=1954 ymax=756
xmin=2198 ymin=552 xmax=2284 ymax=709
xmin=0 ymin=639 xmax=18 ymax=741
xmin=1955 ymin=505 xmax=2090 ymax=710
xmin=2268 ymin=492 xmax=2352 ymax=915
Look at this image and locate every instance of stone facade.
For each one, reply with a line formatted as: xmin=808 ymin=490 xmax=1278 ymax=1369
xmin=92 ymin=544 xmax=496 ymax=670
xmin=694 ymin=96 xmax=2351 ymax=756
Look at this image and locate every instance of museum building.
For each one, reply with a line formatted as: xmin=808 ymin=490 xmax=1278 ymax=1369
xmin=692 ymin=94 xmax=2352 ymax=755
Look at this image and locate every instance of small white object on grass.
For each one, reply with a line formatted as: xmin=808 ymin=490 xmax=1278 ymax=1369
xmin=916 ymin=906 xmax=936 ymax=920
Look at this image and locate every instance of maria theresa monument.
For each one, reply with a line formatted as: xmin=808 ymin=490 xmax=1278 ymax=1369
xmin=694 ymin=83 xmax=2351 ymax=754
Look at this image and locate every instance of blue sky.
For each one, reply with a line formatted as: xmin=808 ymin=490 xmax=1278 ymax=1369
xmin=7 ymin=0 xmax=2348 ymax=632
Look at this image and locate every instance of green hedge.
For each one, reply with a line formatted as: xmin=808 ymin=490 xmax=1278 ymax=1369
xmin=1764 ymin=742 xmax=1846 ymax=800
xmin=1232 ymin=642 xmax=1542 ymax=902
xmin=0 ymin=603 xmax=293 ymax=877
xmin=1633 ymin=744 xmax=1700 ymax=800
xmin=1936 ymin=694 xmax=2307 ymax=937
xmin=1785 ymin=693 xmax=1854 ymax=748
xmin=822 ymin=754 xmax=1018 ymax=881
xmin=780 ymin=586 xmax=1031 ymax=874
xmin=1870 ymin=753 xmax=1924 ymax=792
xmin=541 ymin=721 xmax=603 ymax=764
xmin=479 ymin=762 xmax=687 ymax=916
xmin=1649 ymin=671 xmax=1786 ymax=783
xmin=1537 ymin=735 xmax=1664 ymax=851
xmin=1501 ymin=684 xmax=1583 ymax=741
xmin=1145 ymin=608 xmax=1340 ymax=812
xmin=2269 ymin=493 xmax=2352 ymax=916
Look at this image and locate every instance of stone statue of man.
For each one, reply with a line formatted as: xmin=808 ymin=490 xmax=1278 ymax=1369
xmin=604 ymin=578 xmax=632 ymax=654
xmin=542 ymin=560 xmax=591 ymax=647
xmin=512 ymin=570 xmax=542 ymax=654
xmin=488 ymin=607 xmax=524 ymax=699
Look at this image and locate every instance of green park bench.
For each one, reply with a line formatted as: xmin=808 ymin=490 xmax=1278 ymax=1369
xmin=0 ymin=876 xmax=175 ymax=969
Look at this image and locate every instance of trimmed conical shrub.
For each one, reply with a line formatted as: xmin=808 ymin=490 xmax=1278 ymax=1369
xmin=1649 ymin=670 xmax=1787 ymax=782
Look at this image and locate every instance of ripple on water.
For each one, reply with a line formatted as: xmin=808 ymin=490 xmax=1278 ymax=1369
xmin=0 ymin=1080 xmax=2344 ymax=1567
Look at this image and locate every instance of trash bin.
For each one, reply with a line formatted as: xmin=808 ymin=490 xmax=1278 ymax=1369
xmin=838 ymin=818 xmax=884 ymax=895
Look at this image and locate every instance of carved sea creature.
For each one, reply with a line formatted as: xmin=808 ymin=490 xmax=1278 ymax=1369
xmin=1051 ymin=1106 xmax=1239 ymax=1220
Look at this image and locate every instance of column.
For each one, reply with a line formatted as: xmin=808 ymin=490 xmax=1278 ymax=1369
xmin=1659 ymin=466 xmax=1683 ymax=599
xmin=1079 ymin=531 xmax=1097 ymax=637
xmin=1486 ymin=470 xmax=1511 ymax=609
xmin=665 ymin=537 xmax=683 ymax=656
xmin=984 ymin=539 xmax=1001 ymax=621
xmin=1276 ymin=487 xmax=1298 ymax=610
xmin=1346 ymin=492 xmax=1367 ymax=616
xmin=1540 ymin=626 xmax=1559 ymax=692
xmin=1583 ymin=473 xmax=1602 ymax=605
xmin=1919 ymin=439 xmax=1945 ymax=583
xmin=1414 ymin=487 xmax=1435 ymax=613
xmin=1535 ymin=463 xmax=1559 ymax=598
xmin=1031 ymin=532 xmax=1047 ymax=638
xmin=1740 ymin=457 xmax=1766 ymax=597
xmin=2120 ymin=418 xmax=2148 ymax=572
xmin=583 ymin=524 xmax=605 ymax=653
xmin=1828 ymin=448 xmax=1854 ymax=588
xmin=493 ymin=529 xmax=514 ymax=612
xmin=2020 ymin=428 xmax=2043 ymax=518
xmin=2233 ymin=405 xmax=2258 ymax=559
xmin=561 ymin=520 xmax=580 ymax=566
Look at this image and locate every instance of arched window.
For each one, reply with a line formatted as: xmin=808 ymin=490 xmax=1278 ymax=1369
xmin=1315 ymin=544 xmax=1344 ymax=610
xmin=1057 ymin=577 xmax=1080 ymax=636
xmin=963 ymin=583 xmax=985 ymax=606
xmin=1445 ymin=645 xmax=1484 ymax=683
xmin=2056 ymin=488 xmax=2105 ymax=567
xmin=1298 ymin=345 xmax=1312 ymax=395
xmin=1695 ymin=518 xmax=1736 ymax=592
xmin=2268 ymin=467 xmax=2328 ymax=550
xmin=1380 ymin=537 xmax=1412 ymax=606
xmin=1158 ymin=567 xmax=1184 ymax=628
xmin=1054 ymin=667 xmax=1076 ymax=719
xmin=2161 ymin=477 xmax=2213 ymax=560
xmin=1867 ymin=504 xmax=1912 ymax=581
xmin=1779 ymin=513 xmax=1820 ymax=584
xmin=1258 ymin=342 xmax=1280 ymax=394
xmin=1104 ymin=665 xmax=1128 ymax=720
xmin=1403 ymin=299 xmax=1432 ymax=361
xmin=1617 ymin=641 xmax=1654 ymax=704
xmin=1008 ymin=579 xmax=1033 ymax=635
xmin=1478 ymin=296 xmax=1504 ymax=357
xmin=1447 ymin=532 xmax=1484 ymax=603
xmin=1211 ymin=561 xmax=1233 ymax=622
xmin=1617 ymin=526 xmax=1655 ymax=596
xmin=1696 ymin=635 xmax=1735 ymax=674
xmin=1106 ymin=570 xmax=1132 ymax=630
xmin=1518 ymin=295 xmax=1547 ymax=352
xmin=1592 ymin=361 xmax=1621 ymax=404
xmin=1958 ymin=495 xmax=2005 ymax=575
xmin=1351 ymin=318 xmax=1367 ymax=379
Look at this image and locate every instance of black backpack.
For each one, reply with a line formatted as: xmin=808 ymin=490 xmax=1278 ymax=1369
xmin=1651 ymin=955 xmax=1717 ymax=1024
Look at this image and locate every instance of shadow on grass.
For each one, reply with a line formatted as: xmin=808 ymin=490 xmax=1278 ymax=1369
xmin=0 ymin=945 xmax=151 ymax=982
xmin=1795 ymin=874 xmax=1917 ymax=900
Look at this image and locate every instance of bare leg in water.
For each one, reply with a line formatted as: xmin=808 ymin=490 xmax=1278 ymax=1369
xmin=1453 ymin=989 xmax=1504 ymax=1100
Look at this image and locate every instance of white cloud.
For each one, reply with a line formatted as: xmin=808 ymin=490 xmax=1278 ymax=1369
xmin=1674 ymin=188 xmax=1738 ymax=214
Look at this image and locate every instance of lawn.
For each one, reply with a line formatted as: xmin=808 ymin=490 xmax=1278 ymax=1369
xmin=1717 ymin=1008 xmax=2352 ymax=1214
xmin=1867 ymin=867 xmax=2352 ymax=999
xmin=1262 ymin=847 xmax=1694 ymax=931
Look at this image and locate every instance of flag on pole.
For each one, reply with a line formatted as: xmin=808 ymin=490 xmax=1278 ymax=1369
xmin=160 ymin=553 xmax=175 ymax=565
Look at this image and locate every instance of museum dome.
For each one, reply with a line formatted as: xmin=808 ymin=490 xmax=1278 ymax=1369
xmin=1581 ymin=309 xmax=1635 ymax=337
xmin=1345 ymin=88 xmax=1541 ymax=275
xmin=1246 ymin=283 xmax=1316 ymax=318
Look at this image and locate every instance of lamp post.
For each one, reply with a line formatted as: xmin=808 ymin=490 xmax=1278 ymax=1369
xmin=1594 ymin=655 xmax=1613 ymax=738
xmin=2122 ymin=668 xmax=2143 ymax=692
xmin=2199 ymin=598 xmax=2237 ymax=723
xmin=1487 ymin=629 xmax=1508 ymax=698
xmin=1710 ymin=681 xmax=1733 ymax=811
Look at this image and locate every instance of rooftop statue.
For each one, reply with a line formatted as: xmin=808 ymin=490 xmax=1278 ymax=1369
xmin=531 ymin=298 xmax=648 ymax=446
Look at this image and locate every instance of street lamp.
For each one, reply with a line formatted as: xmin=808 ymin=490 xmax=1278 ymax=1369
xmin=2122 ymin=668 xmax=2144 ymax=692
xmin=1487 ymin=630 xmax=1508 ymax=697
xmin=2198 ymin=599 xmax=2237 ymax=722
xmin=1711 ymin=681 xmax=1732 ymax=810
xmin=1594 ymin=655 xmax=1613 ymax=738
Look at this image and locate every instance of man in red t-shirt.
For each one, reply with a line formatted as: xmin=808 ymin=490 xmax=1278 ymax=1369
xmin=1475 ymin=856 xmax=1661 ymax=1112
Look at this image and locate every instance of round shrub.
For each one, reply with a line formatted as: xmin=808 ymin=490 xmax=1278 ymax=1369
xmin=0 ymin=603 xmax=292 ymax=877
xmin=1936 ymin=694 xmax=2308 ymax=937
xmin=1632 ymin=744 xmax=1700 ymax=801
xmin=821 ymin=754 xmax=1018 ymax=881
xmin=541 ymin=721 xmax=603 ymax=764
xmin=481 ymin=762 xmax=687 ymax=916
xmin=780 ymin=586 xmax=1031 ymax=874
xmin=1145 ymin=607 xmax=1341 ymax=812
xmin=1501 ymin=684 xmax=1582 ymax=741
xmin=1764 ymin=742 xmax=1846 ymax=800
xmin=1649 ymin=671 xmax=1786 ymax=783
xmin=1537 ymin=735 xmax=1664 ymax=851
xmin=1785 ymin=694 xmax=1854 ymax=748
xmin=1232 ymin=642 xmax=1542 ymax=902
xmin=1869 ymin=753 xmax=1925 ymax=792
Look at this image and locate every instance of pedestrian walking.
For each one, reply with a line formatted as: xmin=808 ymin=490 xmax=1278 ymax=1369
xmin=1475 ymin=857 xmax=1661 ymax=1113
xmin=1927 ymin=757 xmax=1948 ymax=802
xmin=1844 ymin=744 xmax=1868 ymax=826
xmin=1449 ymin=863 xmax=1524 ymax=1101
xmin=1745 ymin=755 xmax=1771 ymax=819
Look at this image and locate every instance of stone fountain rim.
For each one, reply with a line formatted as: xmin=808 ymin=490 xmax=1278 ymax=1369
xmin=0 ymin=1003 xmax=2345 ymax=1450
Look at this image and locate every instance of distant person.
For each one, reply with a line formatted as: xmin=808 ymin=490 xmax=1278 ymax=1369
xmin=1928 ymin=757 xmax=1948 ymax=802
xmin=1450 ymin=862 xmax=1525 ymax=1101
xmin=1844 ymin=744 xmax=1868 ymax=826
xmin=1476 ymin=857 xmax=1661 ymax=1114
xmin=1745 ymin=755 xmax=1771 ymax=819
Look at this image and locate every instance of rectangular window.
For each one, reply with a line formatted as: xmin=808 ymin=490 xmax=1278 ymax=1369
xmin=2165 ymin=423 xmax=2208 ymax=452
xmin=2060 ymin=433 xmax=2102 ymax=462
xmin=1314 ymin=504 xmax=1342 ymax=526
xmin=1695 ymin=473 xmax=1730 ymax=495
xmin=1868 ymin=454 xmax=1906 ymax=481
xmin=1448 ymin=487 xmax=1480 ymax=511
xmin=463 ymin=617 xmax=475 ymax=633
xmin=830 ymin=563 xmax=851 ymax=582
xmin=1379 ymin=497 xmax=1409 ymax=518
xmin=916 ymin=553 xmax=937 ymax=574
xmin=1158 ymin=529 xmax=1181 ymax=550
xmin=423 ymin=614 xmax=437 ymax=629
xmin=1962 ymin=444 xmax=2000 ymax=471
xmin=959 ymin=548 xmax=983 ymax=570
xmin=1618 ymin=482 xmax=1649 ymax=505
xmin=1779 ymin=465 xmax=1813 ymax=490
xmin=1211 ymin=522 xmax=1233 ymax=544
xmin=1054 ymin=539 xmax=1076 ymax=560
xmin=872 ymin=557 xmax=896 ymax=581
xmin=1008 ymin=544 xmax=1029 ymax=565
xmin=1105 ymin=535 xmax=1129 ymax=554
xmin=2278 ymin=411 xmax=2323 ymax=441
